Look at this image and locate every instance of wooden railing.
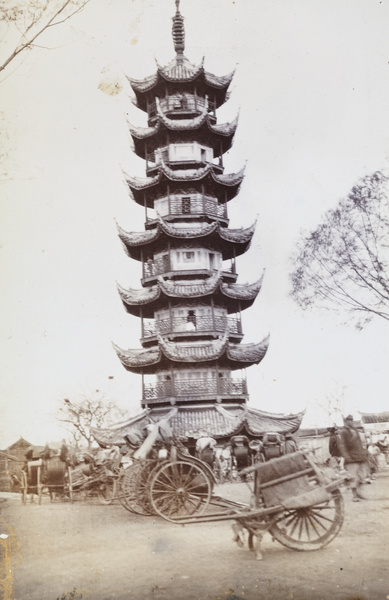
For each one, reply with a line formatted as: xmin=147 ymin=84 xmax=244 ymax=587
xmin=145 ymin=147 xmax=223 ymax=172
xmin=142 ymin=259 xmax=235 ymax=281
xmin=148 ymin=96 xmax=216 ymax=119
xmin=143 ymin=376 xmax=248 ymax=403
xmin=141 ymin=315 xmax=242 ymax=338
xmin=167 ymin=195 xmax=227 ymax=219
xmin=143 ymin=255 xmax=172 ymax=278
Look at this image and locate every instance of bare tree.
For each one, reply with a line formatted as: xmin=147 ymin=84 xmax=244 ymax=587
xmin=290 ymin=170 xmax=389 ymax=329
xmin=0 ymin=0 xmax=90 ymax=76
xmin=57 ymin=393 xmax=129 ymax=447
xmin=315 ymin=385 xmax=347 ymax=426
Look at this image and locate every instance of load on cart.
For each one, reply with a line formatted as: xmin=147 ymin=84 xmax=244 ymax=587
xmin=19 ymin=444 xmax=73 ymax=504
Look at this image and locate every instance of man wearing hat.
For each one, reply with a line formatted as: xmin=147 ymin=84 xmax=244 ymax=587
xmin=338 ymin=415 xmax=368 ymax=502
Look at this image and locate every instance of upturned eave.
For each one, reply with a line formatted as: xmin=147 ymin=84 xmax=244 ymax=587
xmin=117 ymin=219 xmax=255 ymax=261
xmin=127 ymin=164 xmax=244 ymax=206
xmin=117 ymin=272 xmax=264 ymax=318
xmin=90 ymin=404 xmax=304 ymax=447
xmin=129 ymin=110 xmax=239 ymax=158
xmin=127 ymin=56 xmax=234 ymax=112
xmin=114 ymin=334 xmax=269 ymax=373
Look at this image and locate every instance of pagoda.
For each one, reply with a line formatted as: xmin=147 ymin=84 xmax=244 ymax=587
xmin=93 ymin=1 xmax=303 ymax=447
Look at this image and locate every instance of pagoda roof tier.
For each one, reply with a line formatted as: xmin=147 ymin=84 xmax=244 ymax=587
xmin=117 ymin=220 xmax=255 ymax=261
xmin=117 ymin=271 xmax=264 ymax=318
xmin=129 ymin=98 xmax=238 ymax=157
xmin=128 ymin=56 xmax=234 ymax=113
xmin=127 ymin=162 xmax=245 ymax=206
xmin=113 ymin=334 xmax=269 ymax=374
xmin=90 ymin=404 xmax=305 ymax=447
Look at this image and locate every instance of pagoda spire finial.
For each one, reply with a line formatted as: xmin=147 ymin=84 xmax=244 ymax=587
xmin=172 ymin=0 xmax=185 ymax=58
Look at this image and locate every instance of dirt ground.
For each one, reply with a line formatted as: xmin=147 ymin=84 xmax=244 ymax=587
xmin=1 ymin=469 xmax=388 ymax=600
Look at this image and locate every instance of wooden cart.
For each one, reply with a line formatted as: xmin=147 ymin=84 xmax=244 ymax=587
xmin=68 ymin=458 xmax=118 ymax=504
xmin=20 ymin=457 xmax=73 ymax=504
xmin=119 ymin=450 xmax=346 ymax=559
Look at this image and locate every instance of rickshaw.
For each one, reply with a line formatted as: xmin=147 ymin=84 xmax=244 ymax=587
xmin=118 ymin=444 xmax=215 ymax=516
xmin=119 ymin=447 xmax=346 ymax=559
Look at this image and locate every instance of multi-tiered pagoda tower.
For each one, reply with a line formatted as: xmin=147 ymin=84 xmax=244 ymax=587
xmin=94 ymin=1 xmax=303 ymax=448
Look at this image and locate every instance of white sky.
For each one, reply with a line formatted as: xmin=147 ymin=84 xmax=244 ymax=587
xmin=1 ymin=0 xmax=389 ymax=448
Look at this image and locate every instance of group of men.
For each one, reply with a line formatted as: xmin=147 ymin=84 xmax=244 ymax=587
xmin=329 ymin=415 xmax=388 ymax=502
xmin=194 ymin=431 xmax=299 ymax=480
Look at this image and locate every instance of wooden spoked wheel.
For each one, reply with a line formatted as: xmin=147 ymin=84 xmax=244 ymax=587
xmin=269 ymin=491 xmax=345 ymax=551
xmin=119 ymin=461 xmax=156 ymax=516
xmin=149 ymin=460 xmax=212 ymax=522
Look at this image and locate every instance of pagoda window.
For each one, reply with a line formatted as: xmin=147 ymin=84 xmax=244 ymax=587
xmin=169 ymin=144 xmax=190 ymax=160
xmin=186 ymin=310 xmax=196 ymax=331
xmin=168 ymin=248 xmax=222 ymax=272
xmin=167 ymin=143 xmax=213 ymax=164
xmin=182 ymin=196 xmax=191 ymax=213
xmin=183 ymin=251 xmax=195 ymax=262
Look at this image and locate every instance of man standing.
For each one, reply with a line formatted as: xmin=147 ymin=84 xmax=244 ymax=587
xmin=376 ymin=435 xmax=389 ymax=466
xmin=338 ymin=415 xmax=368 ymax=502
xmin=284 ymin=433 xmax=298 ymax=454
xmin=195 ymin=433 xmax=217 ymax=469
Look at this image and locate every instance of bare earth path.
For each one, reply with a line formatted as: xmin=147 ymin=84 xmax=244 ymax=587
xmin=1 ymin=471 xmax=388 ymax=600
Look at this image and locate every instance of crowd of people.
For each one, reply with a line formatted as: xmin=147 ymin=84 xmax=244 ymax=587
xmin=16 ymin=417 xmax=388 ymax=500
xmin=194 ymin=431 xmax=300 ymax=483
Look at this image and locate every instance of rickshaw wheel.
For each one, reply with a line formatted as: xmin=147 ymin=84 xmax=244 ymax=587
xmin=269 ymin=491 xmax=344 ymax=551
xmin=118 ymin=461 xmax=156 ymax=516
xmin=97 ymin=478 xmax=117 ymax=505
xmin=149 ymin=460 xmax=212 ymax=522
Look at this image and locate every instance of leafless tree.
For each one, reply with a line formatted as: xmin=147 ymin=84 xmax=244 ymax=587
xmin=0 ymin=0 xmax=90 ymax=76
xmin=315 ymin=385 xmax=347 ymax=426
xmin=290 ymin=170 xmax=389 ymax=329
xmin=57 ymin=393 xmax=128 ymax=447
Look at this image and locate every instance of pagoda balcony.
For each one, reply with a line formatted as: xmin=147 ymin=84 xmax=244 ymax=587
xmin=146 ymin=194 xmax=228 ymax=227
xmin=141 ymin=314 xmax=243 ymax=344
xmin=141 ymin=262 xmax=238 ymax=286
xmin=148 ymin=96 xmax=216 ymax=122
xmin=145 ymin=147 xmax=224 ymax=175
xmin=143 ymin=376 xmax=248 ymax=405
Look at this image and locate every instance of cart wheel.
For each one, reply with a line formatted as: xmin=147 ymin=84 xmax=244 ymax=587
xmin=118 ymin=461 xmax=156 ymax=516
xmin=97 ymin=478 xmax=117 ymax=505
xmin=269 ymin=491 xmax=344 ymax=551
xmin=149 ymin=460 xmax=212 ymax=522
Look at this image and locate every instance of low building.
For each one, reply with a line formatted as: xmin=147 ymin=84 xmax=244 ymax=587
xmin=0 ymin=437 xmax=31 ymax=492
xmin=360 ymin=411 xmax=389 ymax=435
